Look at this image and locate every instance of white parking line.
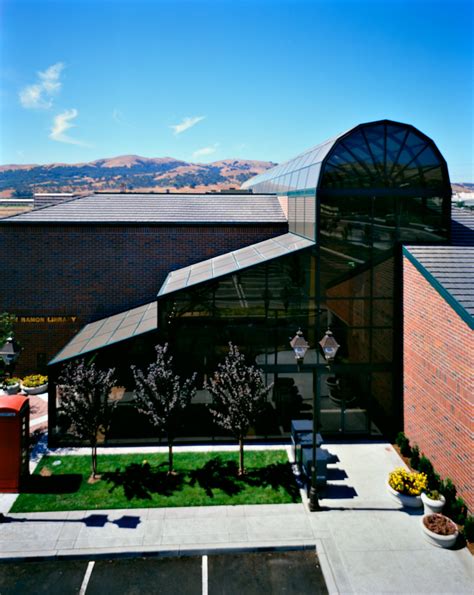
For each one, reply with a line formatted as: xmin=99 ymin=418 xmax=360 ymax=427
xmin=79 ymin=560 xmax=95 ymax=595
xmin=202 ymin=555 xmax=208 ymax=595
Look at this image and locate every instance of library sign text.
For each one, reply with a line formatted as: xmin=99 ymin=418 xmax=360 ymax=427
xmin=15 ymin=316 xmax=78 ymax=324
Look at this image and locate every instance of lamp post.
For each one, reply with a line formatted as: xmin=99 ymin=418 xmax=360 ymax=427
xmin=305 ymin=329 xmax=340 ymax=512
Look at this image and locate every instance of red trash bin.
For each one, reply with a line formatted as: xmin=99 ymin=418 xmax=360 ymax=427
xmin=0 ymin=395 xmax=30 ymax=492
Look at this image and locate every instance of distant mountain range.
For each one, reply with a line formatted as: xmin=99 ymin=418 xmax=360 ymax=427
xmin=0 ymin=155 xmax=276 ymax=197
xmin=0 ymin=155 xmax=470 ymax=198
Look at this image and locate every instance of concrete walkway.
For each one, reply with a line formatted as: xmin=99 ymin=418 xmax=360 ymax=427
xmin=0 ymin=442 xmax=472 ymax=594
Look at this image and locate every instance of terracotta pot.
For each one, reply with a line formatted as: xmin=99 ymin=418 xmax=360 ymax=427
xmin=387 ymin=481 xmax=422 ymax=508
xmin=422 ymin=514 xmax=458 ymax=548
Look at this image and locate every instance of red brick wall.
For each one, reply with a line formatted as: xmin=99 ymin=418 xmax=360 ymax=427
xmin=403 ymin=256 xmax=473 ymax=510
xmin=0 ymin=222 xmax=287 ymax=373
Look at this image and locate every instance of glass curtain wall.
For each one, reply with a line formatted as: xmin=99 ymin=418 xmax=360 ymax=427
xmin=158 ymin=249 xmax=321 ymax=439
xmin=243 ymin=120 xmax=451 ymax=438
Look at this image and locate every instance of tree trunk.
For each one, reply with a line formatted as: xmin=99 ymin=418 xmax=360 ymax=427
xmin=91 ymin=443 xmax=98 ymax=478
xmin=239 ymin=437 xmax=245 ymax=476
xmin=168 ymin=437 xmax=173 ymax=474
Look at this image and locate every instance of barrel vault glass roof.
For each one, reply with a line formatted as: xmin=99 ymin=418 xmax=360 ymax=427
xmin=158 ymin=232 xmax=315 ymax=297
xmin=242 ymin=120 xmax=449 ymax=195
xmin=49 ymin=302 xmax=157 ymax=365
xmin=241 ymin=134 xmax=340 ymax=194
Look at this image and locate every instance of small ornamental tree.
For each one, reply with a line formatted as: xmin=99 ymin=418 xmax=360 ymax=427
xmin=0 ymin=312 xmax=17 ymax=380
xmin=58 ymin=360 xmax=117 ymax=478
xmin=131 ymin=344 xmax=196 ymax=474
xmin=206 ymin=343 xmax=272 ymax=475
xmin=0 ymin=312 xmax=16 ymax=346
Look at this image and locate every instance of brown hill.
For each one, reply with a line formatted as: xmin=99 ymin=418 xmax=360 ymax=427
xmin=0 ymin=155 xmax=276 ymax=197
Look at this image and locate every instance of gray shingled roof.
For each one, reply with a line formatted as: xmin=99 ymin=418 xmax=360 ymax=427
xmin=2 ymin=193 xmax=286 ymax=224
xmin=451 ymin=207 xmax=474 ymax=246
xmin=404 ymin=246 xmax=474 ymax=322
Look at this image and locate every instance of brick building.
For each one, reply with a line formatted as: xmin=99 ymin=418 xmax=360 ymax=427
xmin=0 ymin=192 xmax=287 ymax=373
xmin=403 ymin=209 xmax=474 ymax=510
xmin=4 ymin=119 xmax=472 ymax=512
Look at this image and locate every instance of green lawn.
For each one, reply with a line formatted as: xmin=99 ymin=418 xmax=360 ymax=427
xmin=11 ymin=450 xmax=300 ymax=512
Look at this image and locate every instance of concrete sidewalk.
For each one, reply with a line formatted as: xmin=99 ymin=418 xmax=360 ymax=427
xmin=0 ymin=442 xmax=472 ymax=594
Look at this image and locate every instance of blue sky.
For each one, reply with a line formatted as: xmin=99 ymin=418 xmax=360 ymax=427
xmin=1 ymin=0 xmax=472 ymax=181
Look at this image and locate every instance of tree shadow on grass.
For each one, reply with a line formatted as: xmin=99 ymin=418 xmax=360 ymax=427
xmin=102 ymin=462 xmax=184 ymax=501
xmin=188 ymin=457 xmax=242 ymax=497
xmin=245 ymin=463 xmax=301 ymax=502
xmin=21 ymin=474 xmax=83 ymax=494
xmin=188 ymin=457 xmax=300 ymax=502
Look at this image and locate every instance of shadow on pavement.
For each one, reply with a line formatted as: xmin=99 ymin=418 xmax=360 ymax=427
xmin=0 ymin=512 xmax=141 ymax=530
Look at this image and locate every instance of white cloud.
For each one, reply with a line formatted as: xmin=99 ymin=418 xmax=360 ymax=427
xmin=19 ymin=62 xmax=65 ymax=109
xmin=50 ymin=109 xmax=90 ymax=146
xmin=171 ymin=116 xmax=205 ymax=135
xmin=192 ymin=143 xmax=219 ymax=159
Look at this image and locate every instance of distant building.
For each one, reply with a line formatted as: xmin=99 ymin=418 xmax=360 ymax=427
xmin=33 ymin=193 xmax=80 ymax=209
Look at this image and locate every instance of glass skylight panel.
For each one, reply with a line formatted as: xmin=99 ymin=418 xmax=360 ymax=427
xmin=213 ymin=261 xmax=238 ymax=276
xmin=57 ymin=340 xmax=90 ymax=360
xmin=109 ymin=325 xmax=138 ymax=343
xmin=158 ymin=233 xmax=315 ymax=297
xmin=50 ymin=301 xmax=158 ymax=365
xmin=82 ymin=332 xmax=115 ymax=352
xmin=118 ymin=313 xmax=143 ymax=329
xmin=235 ymin=252 xmax=265 ymax=267
xmin=135 ymin=317 xmax=157 ymax=335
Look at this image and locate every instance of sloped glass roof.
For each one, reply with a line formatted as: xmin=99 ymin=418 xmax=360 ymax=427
xmin=158 ymin=232 xmax=315 ymax=297
xmin=242 ymin=120 xmax=449 ymax=196
xmin=241 ymin=135 xmax=340 ymax=194
xmin=49 ymin=302 xmax=157 ymax=365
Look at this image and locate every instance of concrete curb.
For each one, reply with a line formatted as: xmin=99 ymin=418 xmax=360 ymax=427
xmin=0 ymin=542 xmax=319 ymax=563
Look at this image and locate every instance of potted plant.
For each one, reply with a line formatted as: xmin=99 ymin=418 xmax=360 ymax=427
xmin=21 ymin=374 xmax=48 ymax=395
xmin=422 ymin=513 xmax=458 ymax=548
xmin=2 ymin=377 xmax=21 ymax=395
xmin=387 ymin=467 xmax=427 ymax=508
xmin=421 ymin=489 xmax=446 ymax=514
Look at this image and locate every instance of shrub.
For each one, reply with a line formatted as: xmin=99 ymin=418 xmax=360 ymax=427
xmin=447 ymin=497 xmax=467 ymax=525
xmin=388 ymin=467 xmax=428 ymax=496
xmin=3 ymin=377 xmax=21 ymax=386
xmin=22 ymin=374 xmax=48 ymax=388
xmin=395 ymin=432 xmax=411 ymax=457
xmin=429 ymin=472 xmax=441 ymax=491
xmin=463 ymin=515 xmax=474 ymax=543
xmin=418 ymin=455 xmax=434 ymax=480
xmin=410 ymin=445 xmax=420 ymax=469
xmin=440 ymin=477 xmax=457 ymax=502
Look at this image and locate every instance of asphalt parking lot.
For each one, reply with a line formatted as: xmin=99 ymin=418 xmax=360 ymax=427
xmin=0 ymin=550 xmax=328 ymax=595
